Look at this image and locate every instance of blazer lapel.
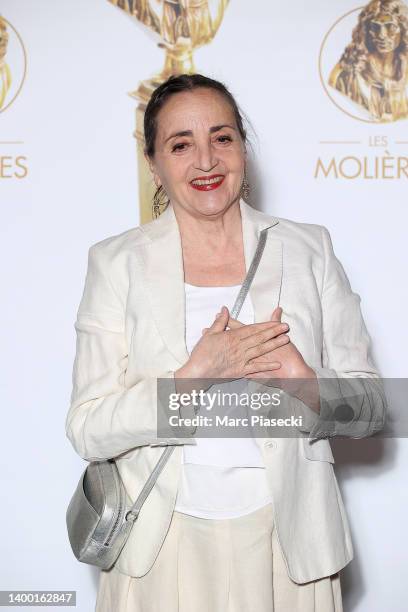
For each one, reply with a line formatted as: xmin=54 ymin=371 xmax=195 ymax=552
xmin=138 ymin=198 xmax=282 ymax=367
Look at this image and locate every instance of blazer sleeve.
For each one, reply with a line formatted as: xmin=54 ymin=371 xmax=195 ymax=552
xmin=65 ymin=243 xmax=196 ymax=462
xmin=247 ymin=225 xmax=387 ymax=441
xmin=296 ymin=225 xmax=387 ymax=440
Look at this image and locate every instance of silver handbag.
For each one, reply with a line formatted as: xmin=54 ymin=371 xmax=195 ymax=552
xmin=66 ymin=228 xmax=268 ymax=570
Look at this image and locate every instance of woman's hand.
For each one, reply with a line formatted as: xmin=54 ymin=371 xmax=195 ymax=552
xmin=225 ymin=306 xmax=313 ymax=380
xmin=214 ymin=306 xmax=321 ymax=414
xmin=177 ymin=305 xmax=290 ymax=382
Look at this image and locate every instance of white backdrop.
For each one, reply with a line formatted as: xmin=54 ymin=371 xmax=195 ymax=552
xmin=1 ymin=1 xmax=406 ymax=611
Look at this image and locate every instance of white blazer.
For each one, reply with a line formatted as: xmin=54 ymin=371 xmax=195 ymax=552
xmin=66 ymin=197 xmax=386 ymax=583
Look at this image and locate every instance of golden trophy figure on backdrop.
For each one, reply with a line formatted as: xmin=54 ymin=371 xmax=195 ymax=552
xmin=108 ymin=0 xmax=230 ymax=222
xmin=0 ymin=16 xmax=12 ymax=110
xmin=329 ymin=0 xmax=408 ymax=122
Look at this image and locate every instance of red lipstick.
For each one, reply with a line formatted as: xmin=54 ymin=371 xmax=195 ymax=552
xmin=190 ymin=174 xmax=225 ymax=191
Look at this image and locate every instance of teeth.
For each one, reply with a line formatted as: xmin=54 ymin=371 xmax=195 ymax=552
xmin=191 ymin=177 xmax=223 ymax=186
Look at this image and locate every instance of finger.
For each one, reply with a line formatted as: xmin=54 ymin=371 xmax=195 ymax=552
xmin=234 ymin=320 xmax=288 ymax=341
xmin=271 ymin=306 xmax=282 ymax=322
xmin=244 ymin=370 xmax=280 ymax=379
xmin=226 ymin=317 xmax=245 ymax=329
xmin=208 ymin=305 xmax=229 ymax=332
xmin=245 ymin=333 xmax=290 ymax=361
xmin=240 ymin=323 xmax=290 ymax=350
xmin=243 ymin=361 xmax=282 ymax=376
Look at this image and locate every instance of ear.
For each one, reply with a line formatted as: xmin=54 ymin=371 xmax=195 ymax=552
xmin=144 ymin=149 xmax=154 ymax=173
xmin=144 ymin=150 xmax=162 ymax=188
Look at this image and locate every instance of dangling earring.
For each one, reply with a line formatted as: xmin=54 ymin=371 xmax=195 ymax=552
xmin=241 ymin=169 xmax=250 ymax=201
xmin=152 ymin=185 xmax=169 ymax=219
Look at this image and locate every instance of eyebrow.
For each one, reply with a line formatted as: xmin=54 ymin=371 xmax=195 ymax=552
xmin=164 ymin=124 xmax=237 ymax=144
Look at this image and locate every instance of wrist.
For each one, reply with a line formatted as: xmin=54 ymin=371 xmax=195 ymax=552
xmin=292 ymin=366 xmax=320 ymax=415
xmin=178 ymin=354 xmax=217 ymax=379
xmin=174 ymin=362 xmax=213 ymax=395
xmin=175 ymin=361 xmax=203 ymax=380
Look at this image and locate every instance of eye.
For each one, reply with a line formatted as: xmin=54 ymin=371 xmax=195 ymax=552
xmin=171 ymin=134 xmax=233 ymax=153
xmin=171 ymin=142 xmax=189 ymax=152
xmin=216 ymin=135 xmax=233 ymax=144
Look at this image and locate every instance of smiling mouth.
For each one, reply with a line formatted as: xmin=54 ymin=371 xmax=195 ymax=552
xmin=190 ymin=175 xmax=225 ymax=191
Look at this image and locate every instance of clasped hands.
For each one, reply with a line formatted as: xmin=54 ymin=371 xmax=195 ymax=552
xmin=202 ymin=305 xmax=314 ymax=381
xmin=175 ymin=305 xmax=320 ymax=415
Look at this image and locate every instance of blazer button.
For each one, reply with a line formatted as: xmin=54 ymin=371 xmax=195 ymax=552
xmin=264 ymin=440 xmax=277 ymax=449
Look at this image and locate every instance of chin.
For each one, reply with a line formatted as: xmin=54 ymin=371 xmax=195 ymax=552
xmin=192 ymin=199 xmax=231 ymax=217
xmin=196 ymin=202 xmax=227 ymax=216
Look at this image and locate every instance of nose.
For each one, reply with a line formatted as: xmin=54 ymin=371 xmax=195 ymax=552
xmin=378 ymin=25 xmax=389 ymax=39
xmin=193 ymin=140 xmax=218 ymax=173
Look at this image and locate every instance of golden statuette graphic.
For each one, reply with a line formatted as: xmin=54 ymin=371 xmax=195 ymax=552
xmin=108 ymin=0 xmax=230 ymax=222
xmin=328 ymin=0 xmax=408 ymax=123
xmin=0 ymin=16 xmax=12 ymax=110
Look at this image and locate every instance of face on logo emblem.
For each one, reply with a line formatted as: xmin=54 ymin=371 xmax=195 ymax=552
xmin=0 ymin=15 xmax=27 ymax=114
xmin=368 ymin=15 xmax=402 ymax=54
xmin=0 ymin=18 xmax=9 ymax=62
xmin=320 ymin=0 xmax=408 ymax=123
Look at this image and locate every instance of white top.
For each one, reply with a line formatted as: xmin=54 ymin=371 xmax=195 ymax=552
xmin=174 ymin=282 xmax=273 ymax=519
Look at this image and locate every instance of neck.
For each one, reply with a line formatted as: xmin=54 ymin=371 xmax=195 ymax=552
xmin=172 ymin=199 xmax=243 ymax=251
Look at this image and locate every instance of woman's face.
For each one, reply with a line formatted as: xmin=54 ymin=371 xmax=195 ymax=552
xmin=145 ymin=88 xmax=246 ymax=219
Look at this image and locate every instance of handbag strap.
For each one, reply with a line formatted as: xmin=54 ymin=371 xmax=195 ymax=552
xmin=125 ymin=227 xmax=269 ymax=523
xmin=230 ymin=228 xmax=268 ymax=319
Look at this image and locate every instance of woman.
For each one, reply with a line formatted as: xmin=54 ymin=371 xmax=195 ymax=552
xmin=66 ymin=74 xmax=386 ymax=611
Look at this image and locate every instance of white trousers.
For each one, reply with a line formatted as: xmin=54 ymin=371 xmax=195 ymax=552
xmin=95 ymin=503 xmax=343 ymax=612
